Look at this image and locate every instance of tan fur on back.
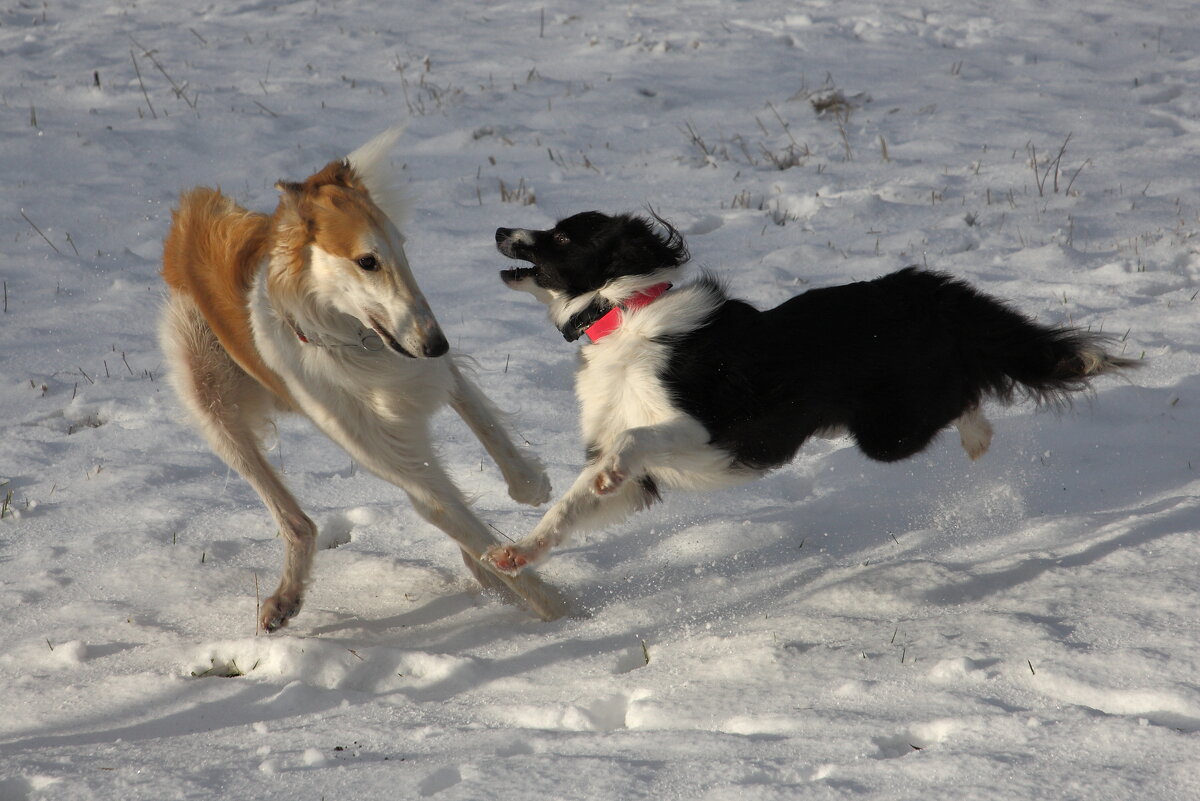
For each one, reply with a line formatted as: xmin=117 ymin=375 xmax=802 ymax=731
xmin=162 ymin=187 xmax=297 ymax=408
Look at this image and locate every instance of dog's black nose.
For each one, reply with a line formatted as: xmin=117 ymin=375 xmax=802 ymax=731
xmin=423 ymin=332 xmax=449 ymax=358
xmin=495 ymin=228 xmax=512 ymax=243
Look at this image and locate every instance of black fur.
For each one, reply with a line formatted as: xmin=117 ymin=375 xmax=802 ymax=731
xmin=662 ymin=267 xmax=1126 ymax=469
xmin=500 ymin=211 xmax=1135 ymax=474
xmin=497 ymin=211 xmax=689 ymax=341
xmin=496 ymin=211 xmax=688 ymax=296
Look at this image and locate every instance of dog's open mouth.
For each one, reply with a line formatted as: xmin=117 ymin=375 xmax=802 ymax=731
xmin=368 ymin=316 xmax=416 ymax=358
xmin=500 ymin=265 xmax=538 ymax=284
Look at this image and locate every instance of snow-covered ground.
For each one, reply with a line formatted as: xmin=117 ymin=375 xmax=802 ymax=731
xmin=2 ymin=0 xmax=1199 ymax=798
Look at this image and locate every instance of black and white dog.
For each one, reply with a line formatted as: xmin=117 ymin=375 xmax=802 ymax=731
xmin=481 ymin=211 xmax=1135 ymax=574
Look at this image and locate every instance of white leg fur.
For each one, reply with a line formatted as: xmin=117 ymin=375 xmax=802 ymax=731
xmin=482 ymin=468 xmax=651 ymax=574
xmin=591 ymin=419 xmax=712 ymax=495
xmin=483 ymin=418 xmax=716 ymax=573
xmin=160 ymin=295 xmax=317 ymax=631
xmin=955 ymin=406 xmax=993 ymax=461
xmin=447 ymin=360 xmax=551 ymax=506
xmin=282 ymin=375 xmax=570 ymax=621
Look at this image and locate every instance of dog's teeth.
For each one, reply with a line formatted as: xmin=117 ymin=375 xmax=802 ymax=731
xmin=500 ymin=266 xmax=535 ymax=280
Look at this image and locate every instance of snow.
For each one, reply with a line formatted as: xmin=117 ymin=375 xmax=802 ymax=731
xmin=2 ymin=0 xmax=1198 ymax=798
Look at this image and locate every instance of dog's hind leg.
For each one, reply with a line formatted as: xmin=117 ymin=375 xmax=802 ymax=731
xmin=160 ymin=295 xmax=317 ymax=633
xmin=955 ymin=406 xmax=993 ymax=461
xmin=447 ymin=359 xmax=551 ymax=506
xmin=850 ymin=406 xmax=949 ymax=463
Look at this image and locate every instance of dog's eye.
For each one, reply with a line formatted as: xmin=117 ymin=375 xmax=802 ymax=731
xmin=356 ymin=254 xmax=380 ymax=271
xmin=553 ymin=232 xmax=570 ymax=246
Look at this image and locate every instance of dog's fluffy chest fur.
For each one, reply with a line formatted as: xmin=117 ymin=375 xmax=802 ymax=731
xmin=576 ymin=325 xmax=676 ymax=451
xmin=573 ymin=283 xmax=747 ymax=491
xmin=575 ymin=284 xmax=713 ymax=443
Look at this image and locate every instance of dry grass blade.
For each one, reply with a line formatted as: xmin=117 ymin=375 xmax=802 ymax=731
xmin=20 ymin=210 xmax=62 ymax=255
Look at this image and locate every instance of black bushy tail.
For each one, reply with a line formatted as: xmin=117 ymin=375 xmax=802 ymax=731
xmin=940 ymin=273 xmax=1139 ymax=408
xmin=994 ymin=327 xmax=1138 ymax=408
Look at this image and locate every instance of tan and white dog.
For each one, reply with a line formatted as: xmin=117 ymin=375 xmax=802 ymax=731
xmin=159 ymin=129 xmax=568 ymax=632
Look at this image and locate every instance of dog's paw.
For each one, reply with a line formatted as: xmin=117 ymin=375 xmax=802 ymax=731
xmin=955 ymin=411 xmax=994 ymax=461
xmin=260 ymin=593 xmax=303 ymax=633
xmin=591 ymin=451 xmax=634 ymax=495
xmin=482 ymin=544 xmax=534 ymax=575
xmin=591 ymin=437 xmax=640 ymax=496
xmin=592 ymin=465 xmax=628 ymax=495
xmin=507 ymin=467 xmax=552 ymax=507
xmin=460 ymin=548 xmax=523 ymax=598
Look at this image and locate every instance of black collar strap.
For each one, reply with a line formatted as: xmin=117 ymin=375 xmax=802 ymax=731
xmin=560 ymin=299 xmax=613 ymax=342
xmin=558 ymin=282 xmax=673 ymax=343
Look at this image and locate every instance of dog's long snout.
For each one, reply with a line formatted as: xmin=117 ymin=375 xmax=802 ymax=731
xmin=495 ymin=227 xmax=513 ymax=244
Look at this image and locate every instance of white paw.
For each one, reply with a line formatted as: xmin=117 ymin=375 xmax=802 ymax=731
xmin=957 ymin=416 xmax=993 ymax=461
xmin=508 ymin=466 xmax=552 ymax=506
xmin=482 ymin=544 xmax=535 ymax=575
xmin=591 ymin=461 xmax=628 ymax=496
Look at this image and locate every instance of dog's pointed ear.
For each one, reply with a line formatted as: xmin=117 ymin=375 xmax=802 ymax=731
xmin=329 ymin=159 xmax=363 ymax=189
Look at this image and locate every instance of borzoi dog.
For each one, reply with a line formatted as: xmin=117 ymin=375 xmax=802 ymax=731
xmin=480 ymin=211 xmax=1136 ymax=574
xmin=159 ymin=129 xmax=567 ymax=632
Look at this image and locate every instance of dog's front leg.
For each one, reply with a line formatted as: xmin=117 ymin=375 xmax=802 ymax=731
xmin=447 ymin=360 xmax=551 ymax=506
xmin=398 ymin=472 xmax=572 ymax=621
xmin=324 ymin=417 xmax=570 ymax=621
xmin=592 ymin=418 xmax=712 ymax=495
xmin=482 ymin=470 xmax=605 ymax=574
xmin=482 ymin=465 xmax=652 ymax=575
xmin=483 ymin=420 xmax=712 ymax=574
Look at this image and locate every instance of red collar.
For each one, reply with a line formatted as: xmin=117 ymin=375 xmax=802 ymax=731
xmin=584 ymin=282 xmax=672 ymax=343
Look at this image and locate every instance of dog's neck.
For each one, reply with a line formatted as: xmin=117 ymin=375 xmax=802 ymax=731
xmin=560 ymin=282 xmax=673 ymax=343
xmin=286 ymin=314 xmax=385 ymax=352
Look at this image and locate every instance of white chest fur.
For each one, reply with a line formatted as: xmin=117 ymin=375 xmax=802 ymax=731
xmin=249 ymin=269 xmax=452 ymax=435
xmin=574 ymin=284 xmax=718 ymax=449
xmin=576 ymin=332 xmax=677 ymax=451
xmin=571 ymin=283 xmax=745 ymax=492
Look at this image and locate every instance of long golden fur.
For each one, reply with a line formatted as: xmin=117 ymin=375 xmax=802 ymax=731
xmin=160 ymin=131 xmax=567 ymax=632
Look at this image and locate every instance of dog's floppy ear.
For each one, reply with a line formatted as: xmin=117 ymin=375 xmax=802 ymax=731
xmin=644 ymin=210 xmax=690 ymax=267
xmin=273 ymin=180 xmax=315 ymax=235
xmin=608 ymin=213 xmax=690 ymax=276
xmin=297 ymin=159 xmax=365 ymax=193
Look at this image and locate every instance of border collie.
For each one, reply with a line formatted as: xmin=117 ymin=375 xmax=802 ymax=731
xmin=159 ymin=129 xmax=568 ymax=632
xmin=479 ymin=211 xmax=1136 ymax=574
